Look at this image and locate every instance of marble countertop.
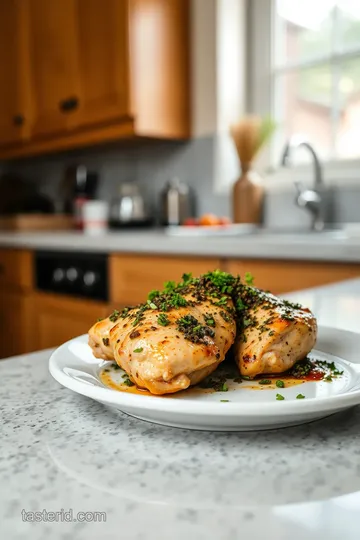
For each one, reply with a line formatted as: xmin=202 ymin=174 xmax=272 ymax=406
xmin=2 ymin=278 xmax=360 ymax=540
xmin=1 ymin=229 xmax=360 ymax=262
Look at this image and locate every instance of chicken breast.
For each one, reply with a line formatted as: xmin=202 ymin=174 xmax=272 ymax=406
xmin=89 ymin=272 xmax=237 ymax=394
xmin=234 ymin=285 xmax=317 ymax=378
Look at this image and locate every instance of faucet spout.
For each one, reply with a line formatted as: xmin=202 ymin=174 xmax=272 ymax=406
xmin=281 ymin=136 xmax=326 ymax=231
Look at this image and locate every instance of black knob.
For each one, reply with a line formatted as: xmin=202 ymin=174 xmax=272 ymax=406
xmin=13 ymin=114 xmax=24 ymax=126
xmin=59 ymin=96 xmax=79 ymax=113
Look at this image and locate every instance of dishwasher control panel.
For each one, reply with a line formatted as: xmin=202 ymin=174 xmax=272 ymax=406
xmin=35 ymin=251 xmax=108 ymax=301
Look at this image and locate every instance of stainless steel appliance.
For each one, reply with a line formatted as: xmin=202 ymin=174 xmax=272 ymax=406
xmin=35 ymin=251 xmax=108 ymax=301
xmin=159 ymin=178 xmax=194 ymax=226
xmin=109 ymin=184 xmax=152 ymax=228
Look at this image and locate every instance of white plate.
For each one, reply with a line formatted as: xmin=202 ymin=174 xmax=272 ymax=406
xmin=49 ymin=326 xmax=360 ymax=431
xmin=165 ymin=224 xmax=257 ymax=237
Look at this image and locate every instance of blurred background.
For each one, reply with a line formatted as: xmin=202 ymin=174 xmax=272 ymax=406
xmin=0 ymin=0 xmax=359 ymax=358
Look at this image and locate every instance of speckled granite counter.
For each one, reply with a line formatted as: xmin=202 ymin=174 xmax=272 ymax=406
xmin=2 ymin=279 xmax=360 ymax=540
xmin=1 ymin=229 xmax=360 ymax=262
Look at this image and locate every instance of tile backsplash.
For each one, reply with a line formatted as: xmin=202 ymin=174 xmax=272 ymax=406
xmin=3 ymin=137 xmax=229 ymax=220
xmin=2 ymin=136 xmax=360 ymax=226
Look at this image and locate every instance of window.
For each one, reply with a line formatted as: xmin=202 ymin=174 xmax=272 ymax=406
xmin=251 ymin=0 xmax=360 ymax=166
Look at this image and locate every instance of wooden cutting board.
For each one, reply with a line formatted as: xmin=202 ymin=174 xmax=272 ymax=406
xmin=0 ymin=214 xmax=74 ymax=231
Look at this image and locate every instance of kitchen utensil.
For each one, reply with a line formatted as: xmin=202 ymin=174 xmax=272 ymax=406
xmin=230 ymin=116 xmax=275 ymax=224
xmin=160 ymin=178 xmax=195 ymax=226
xmin=109 ymin=184 xmax=151 ymax=227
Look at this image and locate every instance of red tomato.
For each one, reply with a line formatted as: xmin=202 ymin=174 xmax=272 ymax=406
xmin=183 ymin=217 xmax=198 ymax=226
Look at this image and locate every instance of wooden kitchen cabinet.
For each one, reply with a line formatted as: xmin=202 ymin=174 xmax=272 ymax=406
xmin=110 ymin=255 xmax=223 ymax=305
xmin=75 ymin=0 xmax=131 ymax=129
xmin=27 ymin=0 xmax=81 ymax=138
xmin=28 ymin=0 xmax=131 ymax=138
xmin=0 ymin=0 xmax=190 ymax=158
xmin=226 ymin=259 xmax=360 ymax=294
xmin=0 ymin=0 xmax=31 ymax=146
xmin=0 ymin=249 xmax=34 ymax=359
xmin=31 ymin=292 xmax=109 ymax=350
xmin=0 ymin=289 xmax=33 ymax=358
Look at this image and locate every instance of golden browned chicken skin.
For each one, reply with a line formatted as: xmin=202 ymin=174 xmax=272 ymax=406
xmin=89 ymin=272 xmax=237 ymax=394
xmin=89 ymin=272 xmax=318 ymax=393
xmin=234 ymin=285 xmax=317 ymax=378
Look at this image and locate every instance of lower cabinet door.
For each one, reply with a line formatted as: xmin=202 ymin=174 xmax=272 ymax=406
xmin=32 ymin=292 xmax=109 ymax=350
xmin=0 ymin=289 xmax=32 ymax=359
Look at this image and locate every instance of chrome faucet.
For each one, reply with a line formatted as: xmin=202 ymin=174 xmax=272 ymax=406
xmin=281 ymin=136 xmax=326 ymax=231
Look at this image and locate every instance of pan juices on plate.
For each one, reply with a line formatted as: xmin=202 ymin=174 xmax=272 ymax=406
xmin=89 ymin=271 xmax=317 ymax=395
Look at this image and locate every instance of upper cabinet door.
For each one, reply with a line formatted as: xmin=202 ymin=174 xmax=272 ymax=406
xmin=0 ymin=0 xmax=31 ymax=145
xmin=75 ymin=0 xmax=132 ymax=128
xmin=28 ymin=0 xmax=81 ymax=138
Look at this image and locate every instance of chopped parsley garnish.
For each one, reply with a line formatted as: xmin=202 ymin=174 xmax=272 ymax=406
xmin=133 ymin=347 xmax=143 ymax=353
xmin=258 ymin=379 xmax=271 ymax=385
xmin=315 ymin=360 xmax=344 ymax=376
xmin=213 ymin=296 xmax=228 ymax=307
xmin=176 ymin=314 xmax=215 ymax=344
xmin=220 ymin=399 xmax=229 ymax=402
xmin=324 ymin=374 xmax=333 ymax=382
xmin=296 ymin=394 xmax=305 ymax=399
xmin=148 ymin=301 xmax=157 ymax=310
xmin=289 ymin=358 xmax=314 ymax=378
xmin=109 ymin=310 xmax=120 ymax=322
xmin=244 ymin=272 xmax=254 ymax=286
xmin=164 ymin=280 xmax=177 ymax=292
xmin=182 ymin=272 xmax=192 ymax=283
xmin=236 ymin=298 xmax=246 ymax=311
xmin=221 ymin=382 xmax=229 ymax=392
xmin=204 ymin=315 xmax=216 ymax=327
xmin=122 ymin=377 xmax=135 ymax=387
xmin=276 ymin=393 xmax=285 ymax=400
xmin=276 ymin=380 xmax=285 ymax=388
xmin=283 ymin=300 xmax=302 ymax=310
xmin=220 ymin=310 xmax=232 ymax=323
xmin=157 ymin=313 xmax=170 ymax=326
xmin=112 ymin=363 xmax=121 ymax=370
xmin=148 ymin=289 xmax=160 ymax=301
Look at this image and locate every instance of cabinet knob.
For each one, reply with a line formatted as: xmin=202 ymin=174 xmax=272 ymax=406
xmin=13 ymin=115 xmax=24 ymax=126
xmin=59 ymin=96 xmax=79 ymax=113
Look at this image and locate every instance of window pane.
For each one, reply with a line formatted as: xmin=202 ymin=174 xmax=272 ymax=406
xmin=275 ymin=0 xmax=333 ymax=66
xmin=275 ymin=64 xmax=333 ymax=160
xmin=337 ymin=2 xmax=360 ymax=52
xmin=336 ymin=56 xmax=360 ymax=158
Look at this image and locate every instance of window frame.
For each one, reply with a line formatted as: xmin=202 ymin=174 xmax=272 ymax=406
xmin=248 ymin=0 xmax=360 ymax=185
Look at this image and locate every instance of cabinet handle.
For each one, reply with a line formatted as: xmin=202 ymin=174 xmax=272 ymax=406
xmin=13 ymin=114 xmax=24 ymax=126
xmin=59 ymin=97 xmax=79 ymax=113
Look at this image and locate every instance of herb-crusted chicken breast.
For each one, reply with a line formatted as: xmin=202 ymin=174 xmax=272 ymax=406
xmin=234 ymin=284 xmax=317 ymax=378
xmin=89 ymin=272 xmax=237 ymax=394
